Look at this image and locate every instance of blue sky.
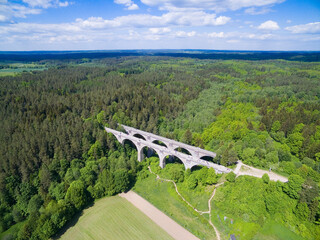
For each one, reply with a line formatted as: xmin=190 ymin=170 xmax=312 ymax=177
xmin=0 ymin=0 xmax=319 ymax=50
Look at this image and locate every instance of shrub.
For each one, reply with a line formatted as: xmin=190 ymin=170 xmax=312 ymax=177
xmin=226 ymin=172 xmax=236 ymax=182
xmin=262 ymin=174 xmax=270 ymax=184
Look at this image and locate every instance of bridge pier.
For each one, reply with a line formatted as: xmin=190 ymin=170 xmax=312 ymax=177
xmin=158 ymin=151 xmax=167 ymax=169
xmin=159 ymin=158 xmax=166 ymax=168
xmin=137 ymin=147 xmax=144 ymax=162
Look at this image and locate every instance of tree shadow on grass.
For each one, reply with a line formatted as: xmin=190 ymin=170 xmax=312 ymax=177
xmin=52 ymin=201 xmax=94 ymax=239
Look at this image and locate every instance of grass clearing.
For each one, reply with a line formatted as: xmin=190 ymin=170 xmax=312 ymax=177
xmin=253 ymin=220 xmax=304 ymax=240
xmin=58 ymin=195 xmax=174 ymax=240
xmin=0 ymin=72 xmax=16 ymax=76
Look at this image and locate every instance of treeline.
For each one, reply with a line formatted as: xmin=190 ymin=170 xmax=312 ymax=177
xmin=0 ymin=57 xmax=208 ymax=239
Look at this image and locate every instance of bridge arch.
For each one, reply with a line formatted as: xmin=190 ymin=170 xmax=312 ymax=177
xmin=141 ymin=145 xmax=159 ymax=158
xmin=122 ymin=138 xmax=138 ymax=152
xmin=140 ymin=145 xmax=167 ymax=168
xmin=190 ymin=165 xmax=204 ymax=172
xmin=120 ymin=137 xmax=146 ymax=162
xmin=152 ymin=140 xmax=167 ymax=148
xmin=200 ymin=156 xmax=217 ymax=163
xmin=133 ymin=133 xmax=146 ymax=140
xmin=164 ymin=155 xmax=184 ymax=165
xmin=174 ymin=147 xmax=192 ymax=156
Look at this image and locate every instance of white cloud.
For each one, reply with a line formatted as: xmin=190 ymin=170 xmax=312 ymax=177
xmin=0 ymin=11 xmax=229 ymax=37
xmin=140 ymin=0 xmax=285 ymax=12
xmin=162 ymin=11 xmax=230 ymax=26
xmin=149 ymin=27 xmax=171 ymax=34
xmin=0 ymin=0 xmax=70 ymax=22
xmin=175 ymin=31 xmax=196 ymax=37
xmin=74 ymin=11 xmax=230 ymax=28
xmin=208 ymin=31 xmax=274 ymax=40
xmin=22 ymin=0 xmax=70 ymax=9
xmin=208 ymin=32 xmax=227 ymax=38
xmin=0 ymin=14 xmax=7 ymax=21
xmin=114 ymin=0 xmax=139 ymax=10
xmin=286 ymin=22 xmax=320 ymax=34
xmin=22 ymin=0 xmax=51 ymax=8
xmin=59 ymin=1 xmax=69 ymax=7
xmin=245 ymin=7 xmax=272 ymax=15
xmin=0 ymin=3 xmax=42 ymax=20
xmin=127 ymin=3 xmax=139 ymax=10
xmin=247 ymin=33 xmax=273 ymax=40
xmin=258 ymin=20 xmax=280 ymax=30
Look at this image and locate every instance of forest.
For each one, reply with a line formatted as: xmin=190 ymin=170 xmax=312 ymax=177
xmin=0 ymin=55 xmax=320 ymax=239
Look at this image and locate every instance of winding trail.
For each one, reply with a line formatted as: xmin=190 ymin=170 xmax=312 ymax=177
xmin=207 ymin=182 xmax=224 ymax=240
xmin=148 ymin=166 xmax=222 ymax=240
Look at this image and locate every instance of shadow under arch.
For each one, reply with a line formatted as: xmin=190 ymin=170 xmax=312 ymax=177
xmin=190 ymin=165 xmax=206 ymax=172
xmin=152 ymin=140 xmax=167 ymax=148
xmin=133 ymin=133 xmax=146 ymax=141
xmin=200 ymin=156 xmax=218 ymax=164
xmin=174 ymin=147 xmax=192 ymax=156
xmin=164 ymin=155 xmax=184 ymax=166
xmin=141 ymin=145 xmax=160 ymax=159
xmin=122 ymin=138 xmax=138 ymax=152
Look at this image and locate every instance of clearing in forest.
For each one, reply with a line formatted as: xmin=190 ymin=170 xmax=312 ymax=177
xmin=59 ymin=195 xmax=174 ymax=240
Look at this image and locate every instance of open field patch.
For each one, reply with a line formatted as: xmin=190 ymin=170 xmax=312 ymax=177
xmin=59 ymin=196 xmax=174 ymax=240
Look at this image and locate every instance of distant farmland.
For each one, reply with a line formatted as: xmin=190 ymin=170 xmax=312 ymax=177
xmin=58 ymin=196 xmax=174 ymax=240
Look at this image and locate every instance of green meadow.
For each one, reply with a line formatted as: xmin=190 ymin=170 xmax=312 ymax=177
xmin=58 ymin=196 xmax=174 ymax=240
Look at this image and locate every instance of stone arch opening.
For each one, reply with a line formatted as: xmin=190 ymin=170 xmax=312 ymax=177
xmin=152 ymin=140 xmax=167 ymax=148
xmin=190 ymin=165 xmax=205 ymax=172
xmin=165 ymin=155 xmax=184 ymax=165
xmin=122 ymin=139 xmax=138 ymax=153
xmin=200 ymin=156 xmax=218 ymax=163
xmin=141 ymin=146 xmax=160 ymax=159
xmin=133 ymin=133 xmax=146 ymax=140
xmin=174 ymin=147 xmax=192 ymax=156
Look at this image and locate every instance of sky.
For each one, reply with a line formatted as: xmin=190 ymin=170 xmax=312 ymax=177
xmin=0 ymin=0 xmax=319 ymax=51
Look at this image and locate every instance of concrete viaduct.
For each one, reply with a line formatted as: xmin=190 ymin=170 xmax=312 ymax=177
xmin=105 ymin=124 xmax=232 ymax=174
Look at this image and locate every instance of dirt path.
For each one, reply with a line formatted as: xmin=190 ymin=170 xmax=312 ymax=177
xmin=207 ymin=182 xmax=224 ymax=240
xmin=148 ymin=166 xmax=222 ymax=240
xmin=235 ymin=161 xmax=288 ymax=182
xmin=120 ymin=191 xmax=199 ymax=240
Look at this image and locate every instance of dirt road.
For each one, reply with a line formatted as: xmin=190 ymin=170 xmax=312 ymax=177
xmin=120 ymin=191 xmax=200 ymax=240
